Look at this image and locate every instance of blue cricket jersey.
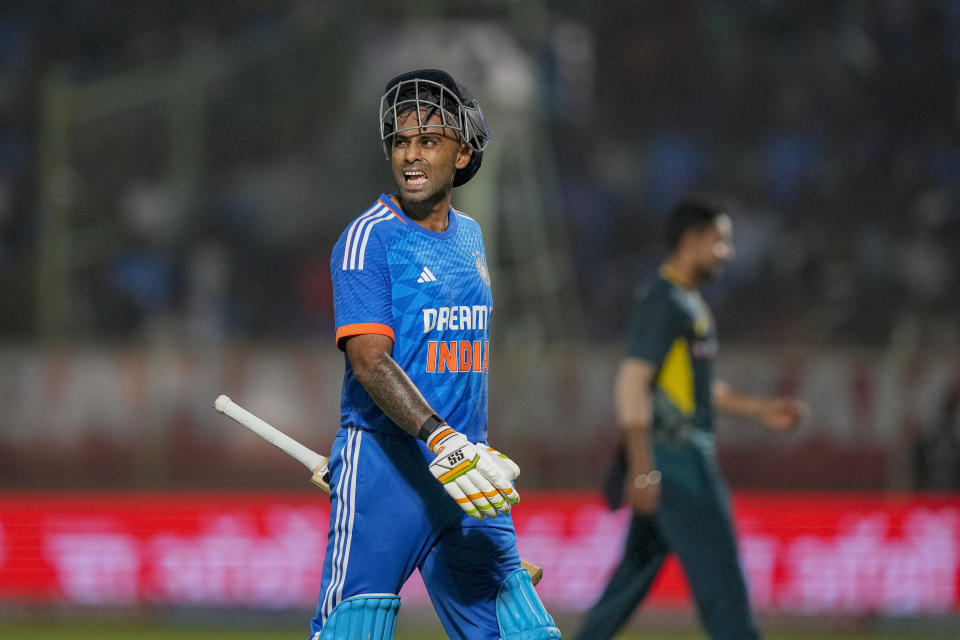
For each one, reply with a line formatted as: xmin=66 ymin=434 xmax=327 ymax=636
xmin=330 ymin=194 xmax=492 ymax=444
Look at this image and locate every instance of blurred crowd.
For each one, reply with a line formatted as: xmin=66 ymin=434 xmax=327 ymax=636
xmin=0 ymin=1 xmax=957 ymax=347
xmin=555 ymin=1 xmax=960 ymax=345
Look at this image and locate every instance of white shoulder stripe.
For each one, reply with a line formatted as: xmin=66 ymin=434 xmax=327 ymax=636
xmin=344 ymin=205 xmax=393 ymax=270
xmin=341 ymin=207 xmax=374 ymax=271
xmin=342 ymin=204 xmax=387 ymax=270
xmin=343 ymin=205 xmax=385 ymax=270
xmin=356 ymin=215 xmax=393 ymax=271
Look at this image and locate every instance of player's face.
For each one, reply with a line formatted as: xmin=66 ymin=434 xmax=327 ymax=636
xmin=390 ymin=108 xmax=472 ymax=205
xmin=693 ymin=214 xmax=735 ymax=280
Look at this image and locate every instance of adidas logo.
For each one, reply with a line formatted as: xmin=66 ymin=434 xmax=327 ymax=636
xmin=417 ymin=266 xmax=437 ymax=283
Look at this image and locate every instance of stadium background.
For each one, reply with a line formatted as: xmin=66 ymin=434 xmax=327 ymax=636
xmin=0 ymin=1 xmax=958 ymax=638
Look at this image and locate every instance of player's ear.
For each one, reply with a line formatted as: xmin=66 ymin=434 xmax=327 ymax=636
xmin=455 ymin=144 xmax=473 ymax=170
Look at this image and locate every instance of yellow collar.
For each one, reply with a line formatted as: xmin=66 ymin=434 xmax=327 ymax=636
xmin=659 ymin=263 xmax=693 ymax=289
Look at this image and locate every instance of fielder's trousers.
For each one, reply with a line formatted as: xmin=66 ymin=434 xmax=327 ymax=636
xmin=573 ymin=440 xmax=761 ymax=640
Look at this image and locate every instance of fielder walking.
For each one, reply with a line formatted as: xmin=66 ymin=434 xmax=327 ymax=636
xmin=573 ymin=198 xmax=805 ymax=640
xmin=310 ymin=69 xmax=560 ymax=640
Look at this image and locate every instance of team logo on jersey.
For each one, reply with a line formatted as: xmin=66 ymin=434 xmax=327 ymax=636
xmin=473 ymin=252 xmax=491 ymax=285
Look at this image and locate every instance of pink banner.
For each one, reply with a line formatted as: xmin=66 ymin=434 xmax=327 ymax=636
xmin=517 ymin=492 xmax=960 ymax=615
xmin=1 ymin=491 xmax=957 ymax=615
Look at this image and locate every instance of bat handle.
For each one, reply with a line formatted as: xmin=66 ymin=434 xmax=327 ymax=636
xmin=310 ymin=464 xmax=331 ymax=492
xmin=521 ymin=559 xmax=543 ymax=586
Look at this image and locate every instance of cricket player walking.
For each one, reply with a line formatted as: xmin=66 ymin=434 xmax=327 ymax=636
xmin=573 ymin=198 xmax=806 ymax=640
xmin=309 ymin=69 xmax=560 ymax=640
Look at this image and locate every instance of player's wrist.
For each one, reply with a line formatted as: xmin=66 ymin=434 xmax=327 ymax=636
xmin=419 ymin=414 xmax=450 ymax=449
xmin=633 ymin=470 xmax=662 ymax=490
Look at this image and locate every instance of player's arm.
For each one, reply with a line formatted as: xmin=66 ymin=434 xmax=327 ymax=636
xmin=344 ymin=333 xmax=434 ymax=437
xmin=712 ymin=379 xmax=806 ymax=431
xmin=615 ymin=357 xmax=661 ymax=515
xmin=344 ymin=333 xmax=520 ymax=519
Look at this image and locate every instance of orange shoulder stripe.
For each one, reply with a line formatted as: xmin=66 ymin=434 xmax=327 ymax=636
xmin=379 ymin=198 xmax=407 ymax=224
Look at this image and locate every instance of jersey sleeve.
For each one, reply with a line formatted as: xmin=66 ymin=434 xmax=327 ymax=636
xmin=330 ymin=231 xmax=394 ymax=350
xmin=623 ymin=284 xmax=684 ymax=367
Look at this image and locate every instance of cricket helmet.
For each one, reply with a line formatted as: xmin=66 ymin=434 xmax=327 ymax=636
xmin=379 ymin=69 xmax=490 ymax=187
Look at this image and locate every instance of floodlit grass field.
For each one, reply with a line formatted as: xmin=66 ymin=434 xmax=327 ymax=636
xmin=0 ymin=622 xmax=955 ymax=640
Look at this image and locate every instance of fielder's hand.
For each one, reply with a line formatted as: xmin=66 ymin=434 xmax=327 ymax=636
xmin=759 ymin=397 xmax=807 ymax=431
xmin=427 ymin=426 xmax=520 ymax=519
xmin=627 ymin=470 xmax=661 ymax=516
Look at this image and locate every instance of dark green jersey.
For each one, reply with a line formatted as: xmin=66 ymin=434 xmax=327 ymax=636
xmin=624 ymin=266 xmax=718 ymax=441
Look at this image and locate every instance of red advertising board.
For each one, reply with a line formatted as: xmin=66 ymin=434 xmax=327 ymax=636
xmin=1 ymin=491 xmax=957 ymax=615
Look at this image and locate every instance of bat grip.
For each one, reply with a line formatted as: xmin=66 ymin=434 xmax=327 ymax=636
xmin=310 ymin=465 xmax=331 ymax=492
xmin=521 ymin=560 xmax=543 ymax=586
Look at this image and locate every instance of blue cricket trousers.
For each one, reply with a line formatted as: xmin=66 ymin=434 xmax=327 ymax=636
xmin=574 ymin=439 xmax=761 ymax=640
xmin=310 ymin=427 xmax=522 ymax=640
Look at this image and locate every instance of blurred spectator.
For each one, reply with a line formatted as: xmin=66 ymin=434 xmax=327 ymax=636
xmin=1 ymin=1 xmax=958 ymax=346
xmin=913 ymin=383 xmax=960 ymax=491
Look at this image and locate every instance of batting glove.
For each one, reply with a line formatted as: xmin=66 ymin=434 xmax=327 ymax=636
xmin=427 ymin=425 xmax=520 ymax=520
xmin=477 ymin=444 xmax=520 ymax=483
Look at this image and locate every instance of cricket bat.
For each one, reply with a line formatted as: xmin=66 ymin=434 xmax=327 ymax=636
xmin=214 ymin=394 xmax=544 ymax=586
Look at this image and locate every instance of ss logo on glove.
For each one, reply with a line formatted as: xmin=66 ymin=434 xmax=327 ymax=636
xmin=447 ymin=450 xmax=465 ymax=464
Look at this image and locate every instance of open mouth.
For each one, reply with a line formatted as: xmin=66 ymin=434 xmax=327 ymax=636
xmin=404 ymin=170 xmax=427 ymax=187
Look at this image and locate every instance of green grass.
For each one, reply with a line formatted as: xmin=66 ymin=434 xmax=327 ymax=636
xmin=0 ymin=622 xmax=956 ymax=640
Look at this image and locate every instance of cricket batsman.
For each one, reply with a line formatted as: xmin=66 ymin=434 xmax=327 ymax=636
xmin=309 ymin=69 xmax=560 ymax=640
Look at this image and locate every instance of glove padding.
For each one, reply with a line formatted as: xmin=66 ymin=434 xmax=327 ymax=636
xmin=478 ymin=444 xmax=520 ymax=483
xmin=428 ymin=427 xmax=520 ymax=520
